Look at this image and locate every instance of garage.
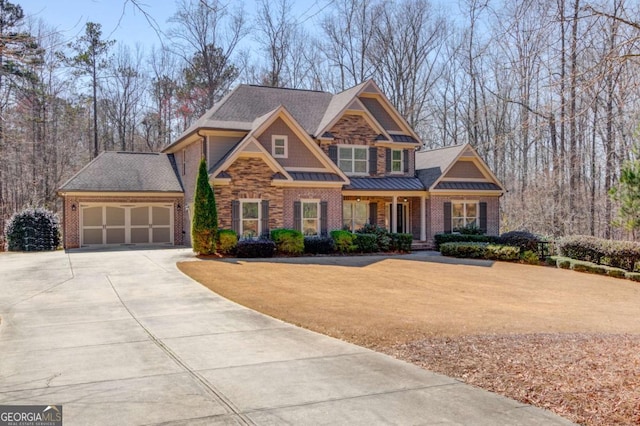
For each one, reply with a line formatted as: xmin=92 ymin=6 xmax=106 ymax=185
xmin=57 ymin=152 xmax=185 ymax=249
xmin=80 ymin=204 xmax=173 ymax=246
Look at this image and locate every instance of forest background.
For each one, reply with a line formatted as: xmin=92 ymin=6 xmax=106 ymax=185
xmin=2 ymin=0 xmax=639 ymax=247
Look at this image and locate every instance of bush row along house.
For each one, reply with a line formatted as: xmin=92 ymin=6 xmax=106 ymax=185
xmin=58 ymin=80 xmax=504 ymax=249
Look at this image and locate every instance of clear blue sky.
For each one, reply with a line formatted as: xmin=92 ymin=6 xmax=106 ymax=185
xmin=20 ymin=0 xmax=335 ymax=52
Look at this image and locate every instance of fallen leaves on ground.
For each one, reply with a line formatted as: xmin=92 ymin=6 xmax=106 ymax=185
xmin=381 ymin=334 xmax=640 ymax=426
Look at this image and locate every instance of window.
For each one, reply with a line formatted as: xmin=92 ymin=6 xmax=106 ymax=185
xmin=343 ymin=201 xmax=368 ymax=231
xmin=338 ymin=146 xmax=368 ymax=174
xmin=272 ymin=135 xmax=288 ymax=158
xmin=391 ymin=149 xmax=402 ymax=173
xmin=182 ymin=149 xmax=186 ymax=176
xmin=241 ymin=200 xmax=261 ymax=238
xmin=452 ymin=201 xmax=478 ymax=230
xmin=301 ymin=200 xmax=320 ymax=236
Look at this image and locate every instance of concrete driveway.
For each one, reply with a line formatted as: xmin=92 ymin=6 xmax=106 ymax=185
xmin=0 ymin=248 xmax=573 ymax=425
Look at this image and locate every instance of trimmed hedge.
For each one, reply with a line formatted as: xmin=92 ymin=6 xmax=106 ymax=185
xmin=355 ymin=223 xmax=391 ymax=251
xmin=216 ymin=229 xmax=238 ymax=254
xmin=557 ymin=235 xmax=640 ymax=271
xmin=235 ymin=239 xmax=276 ymax=258
xmin=497 ymin=231 xmax=540 ymax=253
xmin=330 ymin=230 xmax=356 ymax=253
xmin=270 ymin=228 xmax=304 ymax=255
xmin=390 ymin=233 xmax=413 ymax=252
xmin=549 ymin=256 xmax=629 ymax=279
xmin=434 ymin=233 xmax=498 ymax=250
xmin=6 ymin=208 xmax=60 ymax=251
xmin=304 ymin=236 xmax=335 ymax=254
xmin=354 ymin=233 xmax=378 ymax=253
xmin=440 ymin=242 xmax=524 ymax=261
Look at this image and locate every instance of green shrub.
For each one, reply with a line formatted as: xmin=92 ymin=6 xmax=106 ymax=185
xmin=330 ymin=230 xmax=356 ymax=253
xmin=558 ymin=235 xmax=640 ymax=271
xmin=454 ymin=224 xmax=485 ymax=235
xmin=191 ymin=158 xmax=218 ymax=255
xmin=235 ymin=239 xmax=276 ymax=258
xmin=440 ymin=242 xmax=525 ymax=261
xmin=607 ymin=268 xmax=627 ymax=279
xmin=354 ymin=233 xmax=378 ymax=253
xmin=625 ymin=272 xmax=640 ymax=282
xmin=6 ymin=208 xmax=60 ymax=251
xmin=440 ymin=242 xmax=488 ymax=258
xmin=559 ymin=260 xmax=571 ymax=269
xmin=304 ymin=236 xmax=335 ymax=254
xmin=270 ymin=228 xmax=304 ymax=255
xmin=434 ymin=233 xmax=498 ymax=250
xmin=497 ymin=230 xmax=541 ymax=253
xmin=484 ymin=244 xmax=521 ymax=261
xmin=390 ymin=233 xmax=413 ymax=252
xmin=216 ymin=229 xmax=238 ymax=254
xmin=520 ymin=250 xmax=540 ymax=265
xmin=355 ymin=223 xmax=392 ymax=251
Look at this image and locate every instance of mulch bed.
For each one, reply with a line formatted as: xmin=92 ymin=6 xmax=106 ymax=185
xmin=381 ymin=334 xmax=640 ymax=426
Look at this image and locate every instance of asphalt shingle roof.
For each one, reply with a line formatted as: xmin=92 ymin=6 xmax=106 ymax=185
xmin=345 ymin=177 xmax=425 ymax=191
xmin=176 ymin=85 xmax=334 ymax=142
xmin=59 ymin=152 xmax=184 ymax=192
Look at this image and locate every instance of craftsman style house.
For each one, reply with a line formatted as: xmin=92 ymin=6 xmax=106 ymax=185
xmin=58 ymin=80 xmax=504 ymax=249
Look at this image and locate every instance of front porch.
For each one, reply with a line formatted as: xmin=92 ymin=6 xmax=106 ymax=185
xmin=341 ymin=194 xmax=428 ymax=242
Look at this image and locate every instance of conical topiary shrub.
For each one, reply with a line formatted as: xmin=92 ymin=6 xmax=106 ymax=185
xmin=191 ymin=158 xmax=218 ymax=255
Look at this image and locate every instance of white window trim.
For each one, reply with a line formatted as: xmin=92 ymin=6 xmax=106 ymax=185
xmin=240 ymin=199 xmax=262 ymax=239
xmin=451 ymin=200 xmax=479 ymax=230
xmin=301 ymin=199 xmax=320 ymax=236
xmin=338 ymin=145 xmax=368 ymax=176
xmin=343 ymin=200 xmax=369 ymax=231
xmin=391 ymin=149 xmax=403 ymax=174
xmin=272 ymin=135 xmax=288 ymax=158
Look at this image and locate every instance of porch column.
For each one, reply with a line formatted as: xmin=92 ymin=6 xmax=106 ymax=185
xmin=392 ymin=195 xmax=397 ymax=233
xmin=420 ymin=196 xmax=426 ymax=241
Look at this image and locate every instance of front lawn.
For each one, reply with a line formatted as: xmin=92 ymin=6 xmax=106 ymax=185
xmin=178 ymin=255 xmax=640 ymax=425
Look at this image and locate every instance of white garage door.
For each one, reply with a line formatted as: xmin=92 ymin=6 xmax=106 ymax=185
xmin=81 ymin=204 xmax=173 ymax=246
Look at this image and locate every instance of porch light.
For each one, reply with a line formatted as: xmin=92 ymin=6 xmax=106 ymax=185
xmin=356 ymin=197 xmax=361 ymax=202
xmin=177 ymin=203 xmax=182 ymax=211
xmin=403 ymin=198 xmax=408 ymax=202
xmin=71 ymin=203 xmax=77 ymax=212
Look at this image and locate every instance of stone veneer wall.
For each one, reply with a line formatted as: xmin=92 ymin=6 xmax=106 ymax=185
xmin=62 ymin=195 xmax=184 ymax=249
xmin=321 ymin=114 xmax=415 ymax=177
xmin=214 ymin=157 xmax=284 ymax=231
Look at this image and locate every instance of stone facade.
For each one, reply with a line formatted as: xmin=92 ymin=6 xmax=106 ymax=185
xmin=214 ymin=157 xmax=284 ymax=231
xmin=62 ymin=195 xmax=184 ymax=249
xmin=321 ymin=114 xmax=415 ymax=177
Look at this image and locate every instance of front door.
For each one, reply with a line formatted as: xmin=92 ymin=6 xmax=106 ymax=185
xmin=385 ymin=202 xmax=409 ymax=233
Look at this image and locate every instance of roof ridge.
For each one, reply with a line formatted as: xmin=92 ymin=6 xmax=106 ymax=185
xmin=418 ymin=144 xmax=466 ymax=153
xmin=247 ymin=84 xmax=329 ymax=94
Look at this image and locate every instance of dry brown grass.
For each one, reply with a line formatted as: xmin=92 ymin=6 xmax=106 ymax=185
xmin=178 ymin=255 xmax=640 ymax=425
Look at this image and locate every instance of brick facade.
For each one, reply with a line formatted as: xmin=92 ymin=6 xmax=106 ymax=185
xmin=283 ymin=187 xmax=343 ymax=231
xmin=428 ymin=195 xmax=500 ymax=245
xmin=62 ymin=195 xmax=184 ymax=249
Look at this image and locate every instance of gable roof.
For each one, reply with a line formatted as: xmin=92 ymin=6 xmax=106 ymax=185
xmin=171 ymin=85 xmax=333 ymax=147
xmin=415 ymin=144 xmax=504 ymax=192
xmin=58 ymin=152 xmax=184 ymax=193
xmin=210 ymin=105 xmax=349 ymax=185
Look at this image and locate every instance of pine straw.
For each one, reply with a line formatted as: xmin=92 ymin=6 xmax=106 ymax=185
xmin=381 ymin=334 xmax=640 ymax=426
